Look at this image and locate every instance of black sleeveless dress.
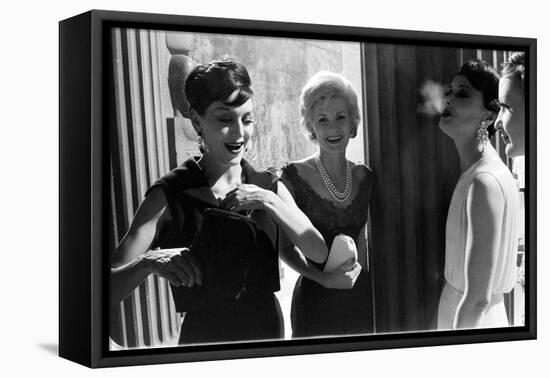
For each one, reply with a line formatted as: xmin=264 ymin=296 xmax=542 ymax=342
xmin=146 ymin=157 xmax=283 ymax=344
xmin=281 ymin=163 xmax=374 ymax=337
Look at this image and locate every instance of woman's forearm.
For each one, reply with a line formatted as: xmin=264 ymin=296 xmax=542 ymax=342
xmin=263 ymin=192 xmax=328 ymax=263
xmin=279 ymin=244 xmax=324 ymax=283
xmin=110 ymin=255 xmax=152 ymax=307
xmin=279 ymin=242 xmax=361 ymax=290
xmin=109 ymin=187 xmax=174 ymax=307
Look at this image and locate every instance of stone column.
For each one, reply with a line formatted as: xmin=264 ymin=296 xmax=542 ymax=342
xmin=165 ymin=33 xmax=199 ymax=168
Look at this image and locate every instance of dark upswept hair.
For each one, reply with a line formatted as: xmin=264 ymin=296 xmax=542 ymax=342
xmin=501 ymin=52 xmax=525 ymax=88
xmin=458 ymin=59 xmax=500 ymax=138
xmin=184 ymin=58 xmax=253 ymax=116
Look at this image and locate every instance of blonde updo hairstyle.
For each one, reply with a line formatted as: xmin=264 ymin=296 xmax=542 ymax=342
xmin=300 ymin=71 xmax=361 ymax=140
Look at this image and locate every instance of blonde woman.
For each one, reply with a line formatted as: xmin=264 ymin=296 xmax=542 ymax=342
xmin=280 ymin=71 xmax=374 ymax=337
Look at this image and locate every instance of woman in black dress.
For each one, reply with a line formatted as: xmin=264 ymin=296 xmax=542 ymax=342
xmin=110 ymin=59 xmax=328 ymax=344
xmin=280 ymin=71 xmax=374 ymax=337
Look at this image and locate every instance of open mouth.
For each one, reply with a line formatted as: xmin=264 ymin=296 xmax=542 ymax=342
xmin=441 ymin=108 xmax=452 ymax=118
xmin=500 ymin=130 xmax=511 ymax=145
xmin=326 ymin=135 xmax=343 ymax=144
xmin=224 ymin=142 xmax=245 ymax=154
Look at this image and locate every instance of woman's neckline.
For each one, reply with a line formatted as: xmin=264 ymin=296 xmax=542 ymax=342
xmin=187 ymin=156 xmax=249 ymax=205
xmin=460 ymin=152 xmax=500 ymax=178
xmin=287 ymin=163 xmax=368 ymax=212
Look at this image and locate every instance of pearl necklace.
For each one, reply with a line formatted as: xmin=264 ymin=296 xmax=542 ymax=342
xmin=315 ymin=155 xmax=353 ymax=203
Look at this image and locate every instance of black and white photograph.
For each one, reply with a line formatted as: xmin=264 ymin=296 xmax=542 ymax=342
xmin=58 ymin=8 xmax=538 ymax=366
xmin=106 ymin=26 xmax=529 ymax=350
xmin=4 ymin=0 xmax=548 ymax=376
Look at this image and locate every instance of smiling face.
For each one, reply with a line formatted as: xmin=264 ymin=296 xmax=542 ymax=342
xmin=310 ymin=96 xmax=353 ymax=153
xmin=495 ymin=76 xmax=525 ymax=157
xmin=192 ymin=90 xmax=254 ymax=167
xmin=439 ymin=75 xmax=491 ymax=141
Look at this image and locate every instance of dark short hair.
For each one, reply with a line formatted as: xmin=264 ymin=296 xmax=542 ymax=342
xmin=184 ymin=58 xmax=253 ymax=116
xmin=458 ymin=59 xmax=500 ymax=137
xmin=501 ymin=52 xmax=525 ymax=87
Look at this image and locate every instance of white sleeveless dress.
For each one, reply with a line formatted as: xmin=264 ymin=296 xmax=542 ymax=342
xmin=437 ymin=155 xmax=519 ymax=330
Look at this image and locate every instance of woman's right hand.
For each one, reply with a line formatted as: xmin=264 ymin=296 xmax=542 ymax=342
xmin=318 ymin=258 xmax=362 ymax=289
xmin=143 ymin=248 xmax=203 ymax=288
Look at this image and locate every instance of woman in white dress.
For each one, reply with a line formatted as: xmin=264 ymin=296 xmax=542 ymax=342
xmin=437 ymin=59 xmax=520 ymax=330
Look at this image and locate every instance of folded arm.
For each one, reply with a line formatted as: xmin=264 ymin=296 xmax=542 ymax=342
xmin=279 ymin=231 xmax=361 ymax=290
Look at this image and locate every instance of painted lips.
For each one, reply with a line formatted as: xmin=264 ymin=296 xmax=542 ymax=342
xmin=500 ymin=130 xmax=512 ymax=145
xmin=326 ymin=135 xmax=343 ymax=144
xmin=441 ymin=108 xmax=452 ymax=118
xmin=224 ymin=142 xmax=245 ymax=153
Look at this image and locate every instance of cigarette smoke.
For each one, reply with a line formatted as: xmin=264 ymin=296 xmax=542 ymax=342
xmin=418 ymin=80 xmax=445 ymax=116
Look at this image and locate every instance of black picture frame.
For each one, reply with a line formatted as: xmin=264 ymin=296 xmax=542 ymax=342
xmin=59 ymin=9 xmax=537 ymax=368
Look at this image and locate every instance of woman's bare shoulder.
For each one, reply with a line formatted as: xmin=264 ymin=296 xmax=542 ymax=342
xmin=350 ymin=161 xmax=373 ymax=181
xmin=287 ymin=155 xmax=318 ymax=179
xmin=129 ymin=186 xmax=171 ymax=232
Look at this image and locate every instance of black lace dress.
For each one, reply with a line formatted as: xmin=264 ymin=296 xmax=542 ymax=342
xmin=281 ymin=163 xmax=374 ymax=337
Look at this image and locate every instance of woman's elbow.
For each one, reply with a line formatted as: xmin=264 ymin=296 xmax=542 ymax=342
xmin=306 ymin=254 xmax=322 ymax=264
xmin=287 ymin=226 xmax=328 ymax=263
xmin=473 ymin=298 xmax=490 ymax=312
xmin=463 ymin=294 xmax=491 ymax=313
xmin=305 ymin=238 xmax=328 ymax=264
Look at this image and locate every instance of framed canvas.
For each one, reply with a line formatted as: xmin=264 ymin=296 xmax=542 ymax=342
xmin=59 ymin=9 xmax=536 ymax=368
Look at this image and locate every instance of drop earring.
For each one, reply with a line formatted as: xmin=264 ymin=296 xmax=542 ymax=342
xmin=197 ymin=131 xmax=208 ymax=154
xmin=477 ymin=120 xmax=489 ymax=152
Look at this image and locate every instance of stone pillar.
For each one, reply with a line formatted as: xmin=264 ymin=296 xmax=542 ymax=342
xmin=165 ymin=33 xmax=199 ymax=168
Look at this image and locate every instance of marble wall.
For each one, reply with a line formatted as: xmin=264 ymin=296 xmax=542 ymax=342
xmin=164 ymin=31 xmax=365 ymax=170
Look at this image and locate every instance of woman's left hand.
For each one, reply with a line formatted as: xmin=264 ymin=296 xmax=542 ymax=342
xmin=318 ymin=259 xmax=362 ymax=289
xmin=221 ymin=184 xmax=275 ymax=212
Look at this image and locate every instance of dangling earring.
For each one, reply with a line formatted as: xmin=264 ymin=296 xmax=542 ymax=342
xmin=197 ymin=131 xmax=208 ymax=154
xmin=477 ymin=120 xmax=489 ymax=152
